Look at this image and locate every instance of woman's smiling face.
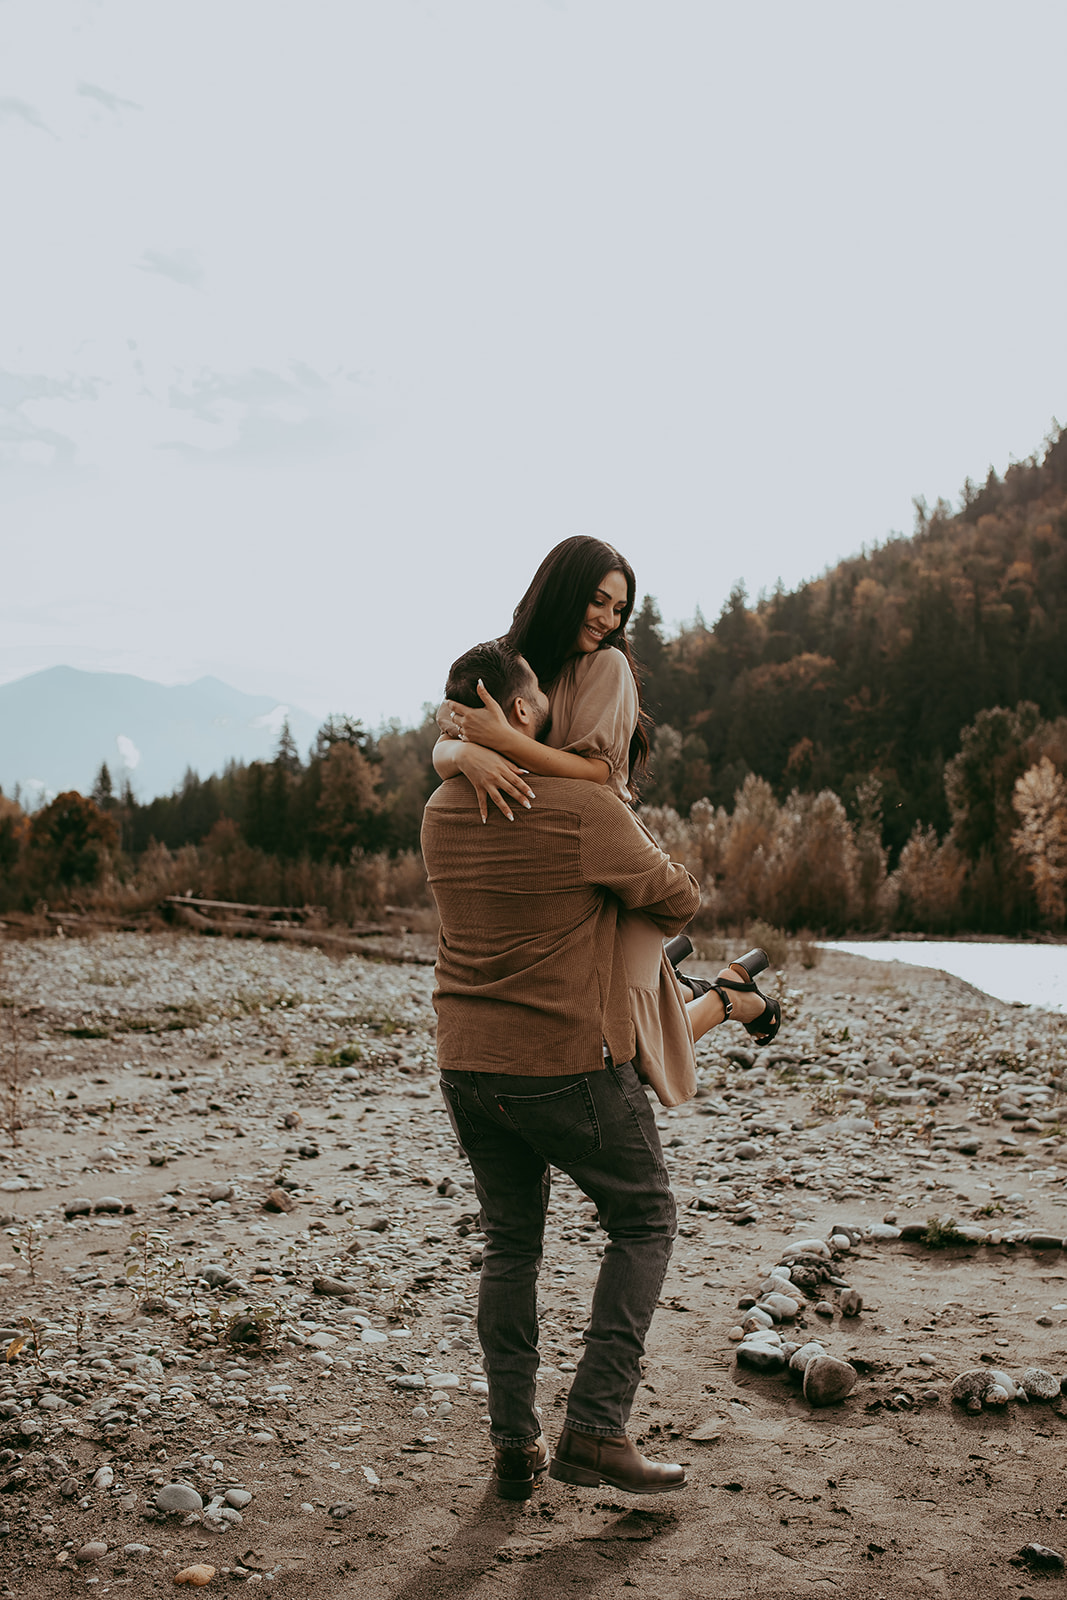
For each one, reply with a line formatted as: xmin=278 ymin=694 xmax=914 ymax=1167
xmin=576 ymin=568 xmax=629 ymax=654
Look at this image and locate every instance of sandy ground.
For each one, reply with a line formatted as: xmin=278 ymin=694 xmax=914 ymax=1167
xmin=1 ymin=928 xmax=1067 ymax=1599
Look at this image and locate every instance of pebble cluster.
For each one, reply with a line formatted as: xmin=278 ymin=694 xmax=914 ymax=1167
xmin=728 ymin=1231 xmax=860 ymax=1404
xmin=722 ymin=1215 xmax=1067 ymax=1420
xmin=950 ymin=1363 xmax=1065 ymax=1410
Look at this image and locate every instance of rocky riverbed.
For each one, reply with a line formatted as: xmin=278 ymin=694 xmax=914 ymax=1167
xmin=1 ymin=928 xmax=1066 ymax=1599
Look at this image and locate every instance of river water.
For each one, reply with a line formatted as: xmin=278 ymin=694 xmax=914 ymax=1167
xmin=820 ymin=940 xmax=1067 ymax=1013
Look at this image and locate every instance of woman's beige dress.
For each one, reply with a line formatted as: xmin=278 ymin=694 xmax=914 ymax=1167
xmin=546 ymin=649 xmax=698 ymax=1107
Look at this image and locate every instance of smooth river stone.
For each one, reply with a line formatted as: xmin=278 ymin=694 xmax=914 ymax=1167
xmin=953 ymin=1224 xmax=990 ymax=1244
xmin=155 ymin=1483 xmax=204 ymax=1514
xmin=1019 ymin=1545 xmax=1066 ymax=1572
xmin=951 ymin=1369 xmax=994 ymax=1405
xmin=803 ymin=1355 xmax=857 ymax=1406
xmin=788 ymin=1341 xmax=826 ymax=1374
xmin=760 ymin=1292 xmax=800 ymax=1321
xmin=736 ymin=1342 xmax=787 ymax=1374
xmin=1021 ymin=1367 xmax=1060 ymax=1400
xmin=742 ymin=1307 xmax=774 ymax=1332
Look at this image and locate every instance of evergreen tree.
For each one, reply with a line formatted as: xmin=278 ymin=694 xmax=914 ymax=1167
xmin=313 ymin=715 xmax=372 ymax=757
xmin=274 ymin=719 xmax=302 ymax=774
xmin=91 ymin=761 xmax=114 ymax=808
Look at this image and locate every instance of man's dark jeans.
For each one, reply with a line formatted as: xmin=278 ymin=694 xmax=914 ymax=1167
xmin=439 ymin=1061 xmax=677 ymax=1448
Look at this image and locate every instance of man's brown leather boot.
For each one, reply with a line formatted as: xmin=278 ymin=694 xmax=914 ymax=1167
xmin=549 ymin=1427 xmax=687 ymax=1494
xmin=494 ymin=1434 xmax=549 ymax=1500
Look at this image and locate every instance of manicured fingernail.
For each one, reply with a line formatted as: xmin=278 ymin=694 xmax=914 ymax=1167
xmin=522 ymin=800 xmax=531 ymax=809
xmin=506 ymin=812 xmax=514 ymax=821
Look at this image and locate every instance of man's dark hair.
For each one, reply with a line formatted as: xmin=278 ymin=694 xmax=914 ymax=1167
xmin=445 ymin=639 xmax=535 ymax=712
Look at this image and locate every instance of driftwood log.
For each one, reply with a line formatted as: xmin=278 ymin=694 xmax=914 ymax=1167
xmin=164 ymin=901 xmax=434 ymax=965
xmin=162 ymin=895 xmax=331 ymax=925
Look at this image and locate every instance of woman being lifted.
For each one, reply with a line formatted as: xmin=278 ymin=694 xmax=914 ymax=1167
xmin=433 ymin=535 xmax=779 ymax=1105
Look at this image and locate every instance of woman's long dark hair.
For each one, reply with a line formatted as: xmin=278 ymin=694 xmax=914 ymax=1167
xmin=505 ymin=536 xmax=652 ymax=788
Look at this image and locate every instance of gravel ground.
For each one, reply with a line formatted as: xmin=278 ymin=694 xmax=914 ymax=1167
xmin=1 ymin=928 xmax=1067 ymax=1599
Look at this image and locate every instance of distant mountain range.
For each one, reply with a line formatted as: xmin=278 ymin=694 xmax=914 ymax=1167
xmin=0 ymin=668 xmax=319 ymax=806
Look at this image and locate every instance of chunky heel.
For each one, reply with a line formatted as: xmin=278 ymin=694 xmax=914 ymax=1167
xmin=497 ymin=1476 xmax=537 ymax=1501
xmin=663 ymin=934 xmax=693 ymax=969
xmin=732 ymin=947 xmax=769 ymax=980
xmin=494 ymin=1436 xmax=549 ymax=1500
xmin=664 ymin=933 xmax=715 ymax=998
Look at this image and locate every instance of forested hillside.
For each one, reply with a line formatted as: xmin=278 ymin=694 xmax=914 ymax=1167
xmin=633 ymin=425 xmax=1067 ymax=852
xmin=2 ymin=428 xmax=1066 ymax=935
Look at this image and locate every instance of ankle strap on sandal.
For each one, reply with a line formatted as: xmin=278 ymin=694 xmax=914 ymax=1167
xmin=710 ymin=982 xmax=733 ymax=1021
xmin=715 ymin=974 xmax=757 ymax=994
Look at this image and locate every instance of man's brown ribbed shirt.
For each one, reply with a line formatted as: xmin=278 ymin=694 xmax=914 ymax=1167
xmin=421 ymin=775 xmax=700 ymax=1076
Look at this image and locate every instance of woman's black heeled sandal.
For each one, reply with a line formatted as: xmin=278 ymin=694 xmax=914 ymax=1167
xmin=714 ymin=974 xmax=782 ymax=1044
xmin=664 ymin=938 xmax=780 ymax=1038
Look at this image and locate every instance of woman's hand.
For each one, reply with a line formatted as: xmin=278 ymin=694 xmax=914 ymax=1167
xmin=436 ymin=701 xmax=460 ymax=740
xmin=440 ymin=681 xmax=514 ymax=750
xmin=455 ymin=744 xmax=536 ymax=823
xmin=434 ymin=738 xmax=536 ymax=822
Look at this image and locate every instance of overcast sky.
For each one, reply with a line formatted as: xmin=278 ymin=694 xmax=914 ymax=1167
xmin=3 ymin=0 xmax=1066 ymax=731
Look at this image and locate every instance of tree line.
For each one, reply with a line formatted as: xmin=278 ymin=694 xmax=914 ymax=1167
xmin=0 ymin=715 xmax=439 ymax=923
xmin=1 ymin=426 xmax=1065 ymax=934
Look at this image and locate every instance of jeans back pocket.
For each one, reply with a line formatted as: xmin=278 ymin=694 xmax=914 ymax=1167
xmin=495 ymin=1079 xmax=601 ymax=1165
xmin=439 ymin=1077 xmax=488 ymax=1151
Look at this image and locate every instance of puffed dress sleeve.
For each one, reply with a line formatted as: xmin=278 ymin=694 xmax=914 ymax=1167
xmin=544 ymin=648 xmax=639 ymax=800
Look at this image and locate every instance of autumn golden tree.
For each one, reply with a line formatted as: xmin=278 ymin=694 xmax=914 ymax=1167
xmin=1011 ymin=757 xmax=1067 ymax=925
xmin=888 ymin=823 xmax=967 ymax=932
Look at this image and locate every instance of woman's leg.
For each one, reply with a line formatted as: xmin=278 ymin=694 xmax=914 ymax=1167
xmin=684 ymin=964 xmax=771 ymax=1043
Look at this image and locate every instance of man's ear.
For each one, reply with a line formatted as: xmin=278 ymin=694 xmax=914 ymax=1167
xmin=510 ymin=696 xmax=532 ymax=730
